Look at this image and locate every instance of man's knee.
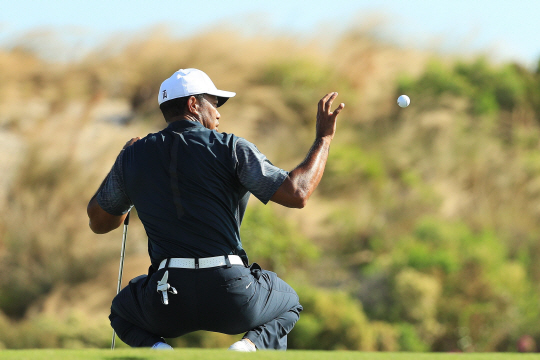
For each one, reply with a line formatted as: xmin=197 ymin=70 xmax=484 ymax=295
xmin=109 ymin=309 xmax=163 ymax=347
xmin=109 ymin=309 xmax=132 ymax=344
xmin=109 ymin=306 xmax=131 ymax=337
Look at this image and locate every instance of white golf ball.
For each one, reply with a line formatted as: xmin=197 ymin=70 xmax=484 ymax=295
xmin=397 ymin=95 xmax=410 ymax=108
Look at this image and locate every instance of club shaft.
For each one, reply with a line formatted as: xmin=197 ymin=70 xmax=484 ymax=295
xmin=116 ymin=222 xmax=129 ymax=293
xmin=112 ymin=212 xmax=130 ymax=350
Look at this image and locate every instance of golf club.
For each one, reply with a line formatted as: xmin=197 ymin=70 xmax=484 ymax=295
xmin=111 ymin=211 xmax=130 ymax=350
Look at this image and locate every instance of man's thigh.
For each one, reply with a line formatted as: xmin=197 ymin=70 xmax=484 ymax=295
xmin=111 ymin=275 xmax=155 ymax=333
xmin=111 ymin=265 xmax=301 ymax=338
xmin=198 ymin=265 xmax=300 ymax=334
xmin=247 ymin=268 xmax=300 ymax=325
xmin=111 ymin=270 xmax=199 ymax=338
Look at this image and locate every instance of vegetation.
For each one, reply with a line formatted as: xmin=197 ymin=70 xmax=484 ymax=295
xmin=1 ymin=27 xmax=540 ymax=352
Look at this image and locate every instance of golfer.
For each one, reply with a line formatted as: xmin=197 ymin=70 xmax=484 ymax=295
xmin=87 ymin=68 xmax=344 ymax=351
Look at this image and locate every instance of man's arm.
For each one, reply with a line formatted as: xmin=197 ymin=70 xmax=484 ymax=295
xmin=87 ymin=188 xmax=128 ymax=234
xmin=87 ymin=137 xmax=140 ymax=234
xmin=270 ymin=92 xmax=344 ymax=208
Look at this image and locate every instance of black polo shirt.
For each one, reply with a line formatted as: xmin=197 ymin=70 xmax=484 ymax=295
xmin=97 ymin=120 xmax=288 ymax=268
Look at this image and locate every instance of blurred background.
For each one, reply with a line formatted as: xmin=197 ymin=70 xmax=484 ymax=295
xmin=1 ymin=0 xmax=540 ymax=352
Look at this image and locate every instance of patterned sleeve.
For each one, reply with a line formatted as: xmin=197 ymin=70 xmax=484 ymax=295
xmin=96 ymin=151 xmax=133 ymax=216
xmin=234 ymin=138 xmax=289 ymax=204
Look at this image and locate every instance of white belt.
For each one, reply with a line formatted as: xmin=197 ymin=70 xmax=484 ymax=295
xmin=158 ymin=255 xmax=244 ymax=270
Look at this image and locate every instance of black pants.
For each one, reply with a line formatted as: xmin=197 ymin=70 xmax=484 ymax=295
xmin=109 ymin=263 xmax=303 ymax=350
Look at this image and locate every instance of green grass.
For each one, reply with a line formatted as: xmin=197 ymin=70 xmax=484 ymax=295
xmin=1 ymin=349 xmax=540 ymax=360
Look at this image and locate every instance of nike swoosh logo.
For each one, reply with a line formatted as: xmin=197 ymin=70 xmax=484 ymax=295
xmin=246 ymin=282 xmax=252 ymax=289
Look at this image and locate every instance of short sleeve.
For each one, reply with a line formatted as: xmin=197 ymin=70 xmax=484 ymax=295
xmin=96 ymin=151 xmax=133 ymax=216
xmin=234 ymin=138 xmax=288 ymax=204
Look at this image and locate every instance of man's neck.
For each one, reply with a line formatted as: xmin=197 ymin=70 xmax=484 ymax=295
xmin=166 ymin=114 xmax=200 ymax=124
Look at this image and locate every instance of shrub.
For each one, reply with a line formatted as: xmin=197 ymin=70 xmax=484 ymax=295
xmin=395 ymin=268 xmax=441 ymax=323
xmin=399 ymin=57 xmax=529 ymax=118
xmin=240 ymin=204 xmax=319 ymax=273
xmin=256 ymin=58 xmax=356 ymax=124
xmin=289 ymin=285 xmax=374 ymax=350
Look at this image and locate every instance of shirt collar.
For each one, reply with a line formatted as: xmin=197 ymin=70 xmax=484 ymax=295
xmin=165 ymin=119 xmax=205 ymax=132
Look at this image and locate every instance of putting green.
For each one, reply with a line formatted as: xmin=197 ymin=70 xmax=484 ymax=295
xmin=1 ymin=349 xmax=539 ymax=360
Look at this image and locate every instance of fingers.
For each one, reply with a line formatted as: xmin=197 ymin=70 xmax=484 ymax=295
xmin=319 ymin=93 xmax=343 ymax=113
xmin=128 ymin=137 xmax=141 ymax=145
xmin=326 ymin=92 xmax=338 ymax=113
xmin=319 ymin=92 xmax=340 ymax=113
xmin=318 ymin=94 xmax=330 ymax=113
xmin=332 ymin=103 xmax=345 ymax=116
xmin=326 ymin=93 xmax=337 ymax=113
xmin=123 ymin=137 xmax=141 ymax=149
xmin=318 ymin=92 xmax=344 ymax=127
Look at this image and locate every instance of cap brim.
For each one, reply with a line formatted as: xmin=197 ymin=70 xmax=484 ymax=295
xmin=207 ymin=89 xmax=236 ymax=107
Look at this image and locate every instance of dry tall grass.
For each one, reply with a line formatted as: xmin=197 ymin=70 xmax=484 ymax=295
xmin=1 ymin=27 xmax=539 ymax=351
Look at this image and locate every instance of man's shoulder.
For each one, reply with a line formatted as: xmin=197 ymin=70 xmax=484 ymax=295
xmin=185 ymin=128 xmax=244 ymax=147
xmin=120 ymin=132 xmax=167 ymax=162
xmin=130 ymin=131 xmax=167 ymax=148
xmin=233 ymin=136 xmax=260 ymax=153
xmin=217 ymin=131 xmax=243 ymax=143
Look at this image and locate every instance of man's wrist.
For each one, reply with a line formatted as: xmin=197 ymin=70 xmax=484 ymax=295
xmin=315 ymin=136 xmax=333 ymax=145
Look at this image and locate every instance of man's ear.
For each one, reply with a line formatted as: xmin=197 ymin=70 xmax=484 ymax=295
xmin=187 ymin=95 xmax=200 ymax=115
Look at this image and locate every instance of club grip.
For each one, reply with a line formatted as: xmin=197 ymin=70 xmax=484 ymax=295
xmin=124 ymin=212 xmax=130 ymax=225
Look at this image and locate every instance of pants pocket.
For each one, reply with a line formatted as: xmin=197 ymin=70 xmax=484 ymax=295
xmin=249 ymin=262 xmax=262 ymax=281
xmin=224 ymin=274 xmax=256 ymax=306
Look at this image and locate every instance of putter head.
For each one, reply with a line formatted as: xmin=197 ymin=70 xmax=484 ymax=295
xmin=158 ymin=270 xmax=169 ymax=285
xmin=157 ymin=271 xmax=170 ymax=292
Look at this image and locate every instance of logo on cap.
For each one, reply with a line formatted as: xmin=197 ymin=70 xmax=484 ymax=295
xmin=162 ymin=90 xmax=167 ymax=99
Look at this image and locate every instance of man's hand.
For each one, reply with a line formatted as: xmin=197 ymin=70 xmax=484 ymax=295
xmin=271 ymin=92 xmax=345 ymax=208
xmin=123 ymin=137 xmax=141 ymax=149
xmin=316 ymin=92 xmax=345 ymax=141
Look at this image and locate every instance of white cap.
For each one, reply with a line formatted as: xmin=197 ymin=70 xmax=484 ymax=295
xmin=158 ymin=68 xmax=236 ymax=107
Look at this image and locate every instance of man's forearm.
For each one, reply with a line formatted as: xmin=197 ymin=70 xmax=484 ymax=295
xmin=270 ymin=92 xmax=343 ymax=208
xmin=289 ymin=137 xmax=331 ymax=199
xmin=87 ymin=170 xmax=127 ymax=234
xmin=87 ymin=138 xmax=139 ymax=233
xmin=270 ymin=137 xmax=331 ymax=208
xmin=89 ymin=173 xmax=110 ymax=204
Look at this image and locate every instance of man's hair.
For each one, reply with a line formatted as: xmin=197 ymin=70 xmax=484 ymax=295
xmin=159 ymin=94 xmax=205 ymax=120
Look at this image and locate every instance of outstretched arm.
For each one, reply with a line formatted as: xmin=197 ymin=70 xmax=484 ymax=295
xmin=270 ymin=92 xmax=344 ymax=208
xmin=87 ymin=137 xmax=140 ymax=234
